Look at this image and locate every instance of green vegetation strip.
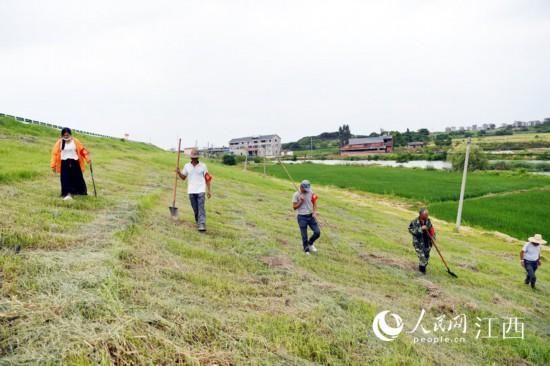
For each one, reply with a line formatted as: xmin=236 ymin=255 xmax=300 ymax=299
xmin=256 ymin=163 xmax=550 ymax=202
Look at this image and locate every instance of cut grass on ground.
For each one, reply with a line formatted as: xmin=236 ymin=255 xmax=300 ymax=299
xmin=1 ymin=118 xmax=549 ymax=365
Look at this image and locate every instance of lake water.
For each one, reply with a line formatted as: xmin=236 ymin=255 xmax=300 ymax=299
xmin=282 ymin=159 xmax=453 ymax=170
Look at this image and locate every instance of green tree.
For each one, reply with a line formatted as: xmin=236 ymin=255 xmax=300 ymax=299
xmin=338 ymin=124 xmax=352 ymax=147
xmin=418 ymin=128 xmax=430 ymax=136
xmin=391 ymin=131 xmax=404 ymax=147
xmin=448 ymin=143 xmax=488 ymax=171
xmin=222 ymin=154 xmax=236 ymax=165
xmin=434 ymin=133 xmax=452 ymax=147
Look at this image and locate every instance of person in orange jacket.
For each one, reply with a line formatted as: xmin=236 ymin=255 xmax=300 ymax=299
xmin=51 ymin=127 xmax=91 ymax=200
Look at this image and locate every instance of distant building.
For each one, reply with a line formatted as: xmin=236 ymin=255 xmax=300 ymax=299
xmin=407 ymin=141 xmax=425 ymax=150
xmin=183 ymin=147 xmax=196 ymax=157
xmin=229 ymin=134 xmax=282 ymax=157
xmin=199 ymin=146 xmax=231 ymax=157
xmin=340 ymin=136 xmax=393 ymax=155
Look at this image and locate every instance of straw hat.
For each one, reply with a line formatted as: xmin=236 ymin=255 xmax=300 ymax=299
xmin=528 ymin=234 xmax=547 ymax=245
xmin=190 ymin=148 xmax=200 ymax=158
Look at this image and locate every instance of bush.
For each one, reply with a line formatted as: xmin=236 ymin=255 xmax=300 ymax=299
xmin=396 ymin=153 xmax=411 ymax=163
xmin=495 ymin=129 xmax=513 ymax=136
xmin=448 ymin=143 xmax=488 ymax=171
xmin=253 ymin=156 xmax=262 ymax=164
xmin=222 ymin=154 xmax=236 ymax=165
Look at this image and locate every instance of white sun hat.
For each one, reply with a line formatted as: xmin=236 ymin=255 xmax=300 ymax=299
xmin=528 ymin=234 xmax=547 ymax=245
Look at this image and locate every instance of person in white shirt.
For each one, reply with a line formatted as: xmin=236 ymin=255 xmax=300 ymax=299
xmin=176 ymin=148 xmax=212 ymax=232
xmin=520 ymin=234 xmax=545 ymax=289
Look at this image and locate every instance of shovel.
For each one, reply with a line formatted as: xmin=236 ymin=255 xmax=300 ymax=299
xmin=428 ymin=233 xmax=458 ymax=278
xmin=169 ymin=138 xmax=182 ymax=218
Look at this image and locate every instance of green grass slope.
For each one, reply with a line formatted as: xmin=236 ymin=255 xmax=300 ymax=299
xmin=1 ymin=118 xmax=549 ymax=365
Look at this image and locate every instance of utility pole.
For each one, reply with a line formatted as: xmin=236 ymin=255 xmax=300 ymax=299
xmin=456 ymin=137 xmax=471 ymax=231
xmin=263 ymin=146 xmax=267 ymax=176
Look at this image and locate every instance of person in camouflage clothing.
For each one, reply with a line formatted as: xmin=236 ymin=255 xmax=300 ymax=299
xmin=408 ymin=208 xmax=436 ymax=274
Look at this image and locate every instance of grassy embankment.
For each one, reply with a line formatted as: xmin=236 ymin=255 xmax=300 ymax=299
xmin=1 ymin=116 xmax=549 ymax=365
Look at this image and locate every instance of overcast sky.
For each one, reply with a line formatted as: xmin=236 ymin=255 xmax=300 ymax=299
xmin=1 ymin=0 xmax=549 ymax=149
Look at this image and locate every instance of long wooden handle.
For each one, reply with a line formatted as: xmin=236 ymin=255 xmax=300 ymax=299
xmin=428 ymin=234 xmax=451 ymax=270
xmin=277 ymin=156 xmax=299 ymax=191
xmin=172 ymin=138 xmax=181 ymax=206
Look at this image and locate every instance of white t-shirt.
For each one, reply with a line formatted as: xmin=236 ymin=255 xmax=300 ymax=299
xmin=522 ymin=242 xmax=541 ymax=262
xmin=61 ymin=140 xmax=79 ymax=160
xmin=182 ymin=162 xmax=208 ymax=194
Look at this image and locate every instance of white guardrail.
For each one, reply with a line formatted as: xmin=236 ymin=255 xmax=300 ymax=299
xmin=0 ymin=112 xmax=116 ymax=139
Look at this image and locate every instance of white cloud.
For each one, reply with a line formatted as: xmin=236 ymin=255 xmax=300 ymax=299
xmin=1 ymin=0 xmax=549 ymax=148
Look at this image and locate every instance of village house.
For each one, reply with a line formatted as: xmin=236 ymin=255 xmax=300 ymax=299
xmin=407 ymin=141 xmax=425 ymax=150
xmin=340 ymin=136 xmax=393 ymax=156
xmin=199 ymin=146 xmax=231 ymax=157
xmin=182 ymin=147 xmax=197 ymax=157
xmin=229 ymin=134 xmax=282 ymax=157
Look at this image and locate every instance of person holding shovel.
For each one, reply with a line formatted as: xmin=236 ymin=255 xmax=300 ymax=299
xmin=521 ymin=234 xmax=545 ymax=289
xmin=408 ymin=208 xmax=436 ymax=274
xmin=50 ymin=127 xmax=91 ymax=200
xmin=292 ymin=180 xmax=320 ymax=255
xmin=176 ymin=148 xmax=212 ymax=232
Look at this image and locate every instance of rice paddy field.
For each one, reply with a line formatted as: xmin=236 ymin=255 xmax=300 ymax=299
xmin=255 ymin=163 xmax=550 ymax=241
xmin=429 ymin=188 xmax=550 ymax=242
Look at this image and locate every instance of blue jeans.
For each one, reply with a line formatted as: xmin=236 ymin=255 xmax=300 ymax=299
xmin=189 ymin=193 xmax=206 ymax=225
xmin=524 ymin=260 xmax=538 ymax=286
xmin=297 ymin=214 xmax=321 ymax=252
